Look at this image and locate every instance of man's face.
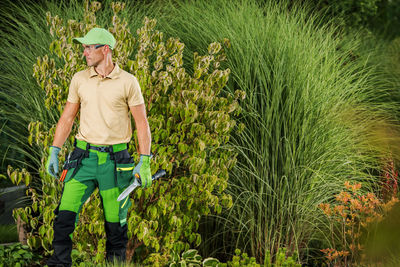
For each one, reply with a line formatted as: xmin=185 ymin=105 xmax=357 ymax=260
xmin=82 ymin=44 xmax=106 ymax=66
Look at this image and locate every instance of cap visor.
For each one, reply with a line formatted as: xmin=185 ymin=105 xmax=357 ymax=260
xmin=73 ymin=37 xmax=92 ymax=45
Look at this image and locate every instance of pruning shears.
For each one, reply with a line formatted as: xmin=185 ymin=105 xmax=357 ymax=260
xmin=117 ymin=169 xmax=166 ymax=203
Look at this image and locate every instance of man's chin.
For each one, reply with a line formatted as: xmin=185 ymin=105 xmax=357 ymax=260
xmin=86 ymin=61 xmax=97 ymax=67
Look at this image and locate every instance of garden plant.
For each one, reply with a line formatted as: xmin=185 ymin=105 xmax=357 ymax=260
xmin=319 ymin=181 xmax=399 ymax=266
xmin=0 ymin=243 xmax=42 ymax=267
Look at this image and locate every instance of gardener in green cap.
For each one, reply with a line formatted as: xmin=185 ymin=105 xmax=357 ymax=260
xmin=46 ymin=27 xmax=152 ymax=267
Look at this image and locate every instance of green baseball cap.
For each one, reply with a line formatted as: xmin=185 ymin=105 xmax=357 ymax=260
xmin=73 ymin=28 xmax=116 ymax=50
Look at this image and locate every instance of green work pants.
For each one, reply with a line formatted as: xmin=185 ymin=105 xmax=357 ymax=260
xmin=48 ymin=143 xmax=134 ymax=267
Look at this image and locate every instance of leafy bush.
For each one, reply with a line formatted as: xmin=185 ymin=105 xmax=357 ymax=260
xmin=8 ymin=0 xmax=243 ymax=265
xmin=309 ymin=0 xmax=400 ymax=38
xmin=310 ymin=0 xmax=380 ymax=29
xmin=0 ymin=243 xmax=42 ymax=267
xmin=168 ymin=248 xmax=300 ymax=267
xmin=226 ymin=249 xmax=260 ymax=267
xmin=169 ymin=249 xmax=219 ymax=267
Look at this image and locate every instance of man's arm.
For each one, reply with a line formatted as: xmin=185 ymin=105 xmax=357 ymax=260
xmin=52 ymin=101 xmax=80 ymax=148
xmin=129 ymin=104 xmax=151 ymax=155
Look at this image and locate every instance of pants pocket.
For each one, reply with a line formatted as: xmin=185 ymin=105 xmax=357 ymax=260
xmin=116 ymin=162 xmax=135 ymax=189
xmin=116 ymin=161 xmax=135 ymax=226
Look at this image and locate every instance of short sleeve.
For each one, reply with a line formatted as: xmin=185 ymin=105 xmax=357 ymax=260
xmin=67 ymin=74 xmax=80 ymax=103
xmin=127 ymin=76 xmax=145 ymax=107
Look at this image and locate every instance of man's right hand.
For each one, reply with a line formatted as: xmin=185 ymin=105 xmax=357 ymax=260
xmin=46 ymin=146 xmax=61 ymax=178
xmin=133 ymin=154 xmax=152 ymax=188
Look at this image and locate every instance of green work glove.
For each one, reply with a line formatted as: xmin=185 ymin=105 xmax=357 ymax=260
xmin=46 ymin=146 xmax=61 ymax=178
xmin=133 ymin=154 xmax=152 ymax=188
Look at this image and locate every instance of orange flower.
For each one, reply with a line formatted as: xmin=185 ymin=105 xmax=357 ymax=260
xmin=352 ymin=183 xmax=362 ymax=192
xmin=343 ymin=181 xmax=361 ymax=192
xmin=366 ymin=192 xmax=379 ymax=205
xmin=336 ymin=191 xmax=351 ymax=203
xmin=319 ymin=203 xmax=332 ymax=216
xmin=344 ymin=181 xmax=351 ymax=190
xmin=334 ymin=205 xmax=347 ymax=218
xmin=340 ymin=250 xmax=350 ymax=257
xmin=350 ymin=198 xmax=362 ymax=211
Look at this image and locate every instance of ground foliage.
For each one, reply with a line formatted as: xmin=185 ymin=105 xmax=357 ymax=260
xmin=0 ymin=243 xmax=42 ymax=267
xmin=8 ymin=1 xmax=244 ymax=265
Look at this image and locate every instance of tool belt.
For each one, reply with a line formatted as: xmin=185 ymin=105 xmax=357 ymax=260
xmin=60 ymin=139 xmax=132 ymax=182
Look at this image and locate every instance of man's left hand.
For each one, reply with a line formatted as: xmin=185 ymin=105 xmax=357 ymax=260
xmin=133 ymin=154 xmax=152 ymax=188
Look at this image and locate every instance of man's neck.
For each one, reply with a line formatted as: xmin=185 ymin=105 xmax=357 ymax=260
xmin=95 ymin=61 xmax=115 ymax=78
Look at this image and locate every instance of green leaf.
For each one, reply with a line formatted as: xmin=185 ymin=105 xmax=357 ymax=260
xmin=25 ymin=173 xmax=31 ymax=186
xmin=32 ymin=201 xmax=38 ymax=213
xmin=23 ymin=253 xmax=32 ymax=259
xmin=182 ymin=249 xmax=198 ymax=260
xmin=203 ymin=258 xmax=220 ymax=266
xmin=30 ymin=218 xmax=38 ymax=229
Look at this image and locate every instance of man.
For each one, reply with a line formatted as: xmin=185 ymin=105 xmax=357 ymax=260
xmin=45 ymin=27 xmax=152 ymax=266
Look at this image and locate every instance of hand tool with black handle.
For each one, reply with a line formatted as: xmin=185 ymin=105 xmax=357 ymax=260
xmin=117 ymin=169 xmax=166 ymax=202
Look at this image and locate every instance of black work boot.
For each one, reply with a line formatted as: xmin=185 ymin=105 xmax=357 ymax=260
xmin=105 ymin=222 xmax=128 ymax=263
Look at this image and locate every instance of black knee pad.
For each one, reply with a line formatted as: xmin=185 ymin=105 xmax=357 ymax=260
xmin=47 ymin=210 xmax=77 ymax=267
xmin=53 ymin=210 xmax=77 ymax=242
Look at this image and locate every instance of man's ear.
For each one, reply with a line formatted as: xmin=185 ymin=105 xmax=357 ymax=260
xmin=104 ymin=45 xmax=112 ymax=55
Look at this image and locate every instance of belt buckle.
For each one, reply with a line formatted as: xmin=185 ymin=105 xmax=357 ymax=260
xmin=98 ymin=146 xmax=108 ymax=153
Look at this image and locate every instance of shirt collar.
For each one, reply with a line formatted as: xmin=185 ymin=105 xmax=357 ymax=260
xmin=89 ymin=63 xmax=121 ymax=79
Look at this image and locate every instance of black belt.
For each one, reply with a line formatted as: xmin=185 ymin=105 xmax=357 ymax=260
xmin=88 ymin=145 xmax=112 ymax=153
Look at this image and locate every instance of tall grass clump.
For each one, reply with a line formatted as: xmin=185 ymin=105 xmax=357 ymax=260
xmin=0 ymin=0 xmax=55 ymax=178
xmin=145 ymin=0 xmax=400 ymax=263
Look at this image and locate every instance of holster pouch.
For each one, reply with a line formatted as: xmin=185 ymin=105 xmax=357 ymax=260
xmin=60 ymin=148 xmax=88 ymax=183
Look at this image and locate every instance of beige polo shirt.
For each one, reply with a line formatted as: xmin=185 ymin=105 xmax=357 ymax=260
xmin=67 ymin=64 xmax=144 ymax=145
